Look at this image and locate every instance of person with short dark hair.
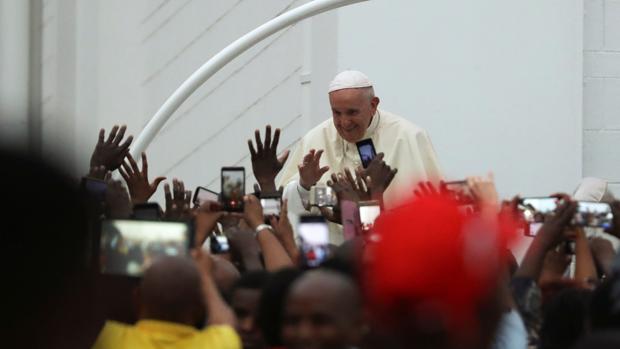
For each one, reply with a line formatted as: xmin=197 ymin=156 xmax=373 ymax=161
xmin=229 ymin=271 xmax=270 ymax=349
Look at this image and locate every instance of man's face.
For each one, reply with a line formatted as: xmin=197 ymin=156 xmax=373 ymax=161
xmin=231 ymin=288 xmax=266 ymax=349
xmin=329 ymin=88 xmax=379 ymax=143
xmin=282 ymin=282 xmax=361 ymax=349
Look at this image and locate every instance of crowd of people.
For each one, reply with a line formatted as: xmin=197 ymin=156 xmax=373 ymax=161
xmin=4 ymin=71 xmax=620 ymax=349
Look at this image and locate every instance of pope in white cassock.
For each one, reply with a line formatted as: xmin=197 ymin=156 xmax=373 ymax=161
xmin=278 ymin=70 xmax=442 ymax=241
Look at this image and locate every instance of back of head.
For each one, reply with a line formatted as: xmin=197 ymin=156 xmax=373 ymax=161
xmin=590 ymin=275 xmax=620 ymax=331
xmin=539 ymin=287 xmax=592 ymax=349
xmin=140 ymin=256 xmax=204 ymax=326
xmin=0 ymin=148 xmax=94 ymax=347
xmin=571 ymin=331 xmax=620 ymax=349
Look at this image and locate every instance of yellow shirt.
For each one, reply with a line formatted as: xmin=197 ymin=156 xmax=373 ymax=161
xmin=92 ymin=320 xmax=241 ymax=349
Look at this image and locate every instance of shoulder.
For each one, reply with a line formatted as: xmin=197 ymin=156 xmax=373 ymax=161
xmin=92 ymin=321 xmax=134 ymax=349
xmin=378 ymin=109 xmax=427 ymax=136
xmin=198 ymin=325 xmax=242 ymax=349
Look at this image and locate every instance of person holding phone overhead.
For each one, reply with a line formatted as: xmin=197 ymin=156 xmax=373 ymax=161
xmin=278 ymin=70 xmax=442 ymax=237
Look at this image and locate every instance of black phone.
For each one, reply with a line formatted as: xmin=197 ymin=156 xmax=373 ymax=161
xmin=519 ymin=197 xmax=560 ymax=236
xmin=133 ymin=202 xmax=163 ymax=220
xmin=356 ymin=138 xmax=377 ymax=168
xmin=193 ymin=186 xmax=219 ymax=207
xmin=260 ymin=196 xmax=281 ymax=217
xmin=298 ymin=215 xmax=330 ymax=268
xmin=99 ymin=219 xmax=194 ymax=277
xmin=221 ymin=167 xmax=245 ymax=212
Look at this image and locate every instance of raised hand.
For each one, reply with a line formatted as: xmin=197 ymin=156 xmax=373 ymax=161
xmin=536 ymin=198 xmax=578 ymax=250
xmin=298 ymin=149 xmax=330 ymax=190
xmin=164 ymin=179 xmax=192 ymax=220
xmin=248 ymin=125 xmax=290 ymax=193
xmin=193 ymin=202 xmax=225 ymax=247
xmin=467 ymin=173 xmax=499 ymax=208
xmin=327 ymin=172 xmax=361 ymax=203
xmin=358 ymin=153 xmax=397 ymax=198
xmin=242 ymin=194 xmax=264 ymax=230
xmin=269 ymin=199 xmax=299 ymax=262
xmin=90 ymin=125 xmax=133 ymax=171
xmin=119 ymin=152 xmax=166 ymax=204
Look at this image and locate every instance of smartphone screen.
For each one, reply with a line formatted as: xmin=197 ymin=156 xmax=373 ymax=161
xmin=309 ymin=186 xmax=337 ymax=207
xmin=261 ymin=197 xmax=281 ymax=217
xmin=298 ymin=215 xmax=330 ymax=268
xmin=210 ymin=234 xmax=230 ymax=254
xmin=221 ymin=167 xmax=245 ymax=212
xmin=99 ymin=220 xmax=193 ymax=277
xmin=81 ymin=177 xmax=107 ymax=202
xmin=356 ymin=138 xmax=377 ymax=168
xmin=575 ymin=202 xmax=613 ymax=229
xmin=359 ymin=201 xmax=381 ymax=231
xmin=519 ymin=197 xmax=559 ymax=236
xmin=193 ymin=186 xmax=219 ymax=207
xmin=442 ymin=180 xmax=474 ymax=205
xmin=133 ymin=203 xmax=163 ymax=220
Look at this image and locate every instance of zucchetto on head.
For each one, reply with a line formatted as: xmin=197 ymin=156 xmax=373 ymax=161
xmin=328 ymin=70 xmax=373 ymax=93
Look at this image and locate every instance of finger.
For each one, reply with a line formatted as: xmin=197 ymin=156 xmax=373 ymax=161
xmin=173 ymin=179 xmax=181 ymax=200
xmin=118 ymin=166 xmax=130 ymax=182
xmin=254 ymin=129 xmax=264 ymax=154
xmin=106 ymin=125 xmax=119 ymax=143
xmin=164 ymin=183 xmax=172 ymax=208
xmin=121 ymin=161 xmax=134 ymax=177
xmin=375 ymin=152 xmax=385 ymax=162
xmin=127 ymin=152 xmax=140 ymax=175
xmin=119 ymin=135 xmax=133 ymax=150
xmin=253 ymin=183 xmax=261 ymax=194
xmin=318 ymin=166 xmax=330 ymax=176
xmin=141 ymin=152 xmax=149 ymax=177
xmin=278 ymin=149 xmax=290 ymax=166
xmin=269 ymin=216 xmax=279 ymax=227
xmin=272 ymin=128 xmax=281 ymax=152
xmin=330 ymin=173 xmax=338 ymax=183
xmin=113 ymin=125 xmax=127 ymax=146
xmin=97 ymin=129 xmax=105 ymax=144
xmin=356 ymin=173 xmax=367 ymax=193
xmin=264 ymin=125 xmax=272 ymax=151
xmin=179 ymin=180 xmax=186 ymax=196
xmin=151 ymin=176 xmax=166 ymax=191
xmin=344 ymin=168 xmax=356 ymax=186
xmin=185 ymin=190 xmax=192 ymax=204
xmin=302 ymin=151 xmax=314 ymax=163
xmin=386 ymin=168 xmax=397 ymax=187
xmin=281 ymin=199 xmax=288 ymax=215
xmin=278 ymin=186 xmax=284 ymax=196
xmin=314 ymin=149 xmax=325 ymax=163
xmin=248 ymin=139 xmax=257 ymax=159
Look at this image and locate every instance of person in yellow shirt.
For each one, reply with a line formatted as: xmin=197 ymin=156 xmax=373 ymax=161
xmin=92 ymin=250 xmax=240 ymax=349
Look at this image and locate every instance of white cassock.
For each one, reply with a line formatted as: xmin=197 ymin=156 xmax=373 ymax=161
xmin=278 ymin=108 xmax=443 ymax=243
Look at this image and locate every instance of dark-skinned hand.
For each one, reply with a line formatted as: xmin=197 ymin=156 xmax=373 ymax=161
xmin=119 ymin=152 xmax=166 ymax=204
xmin=248 ymin=125 xmax=290 ymax=193
xmin=105 ymin=179 xmax=132 ymax=219
xmin=357 ymin=153 xmax=397 ymax=197
xmin=90 ymin=125 xmax=133 ymax=171
xmin=164 ymin=178 xmax=192 ymax=220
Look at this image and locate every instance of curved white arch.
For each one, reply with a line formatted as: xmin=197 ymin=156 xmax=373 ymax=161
xmin=131 ymin=0 xmax=369 ymax=158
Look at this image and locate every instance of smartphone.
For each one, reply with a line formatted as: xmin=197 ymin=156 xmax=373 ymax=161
xmin=359 ymin=200 xmax=382 ymax=232
xmin=442 ymin=180 xmax=474 ymax=205
xmin=341 ymin=200 xmax=361 ymax=241
xmin=133 ymin=202 xmax=163 ymax=220
xmin=193 ymin=186 xmax=219 ymax=207
xmin=356 ymin=138 xmax=377 ymax=168
xmin=81 ymin=177 xmax=107 ymax=202
xmin=261 ymin=196 xmax=281 ymax=217
xmin=575 ymin=201 xmax=613 ymax=229
xmin=210 ymin=233 xmax=230 ymax=254
xmin=298 ymin=215 xmax=330 ymax=268
xmin=221 ymin=167 xmax=245 ymax=212
xmin=519 ymin=197 xmax=559 ymax=236
xmin=99 ymin=219 xmax=194 ymax=277
xmin=309 ymin=186 xmax=337 ymax=207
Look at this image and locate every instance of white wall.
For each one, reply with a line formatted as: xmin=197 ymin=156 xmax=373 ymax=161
xmin=337 ymin=0 xmax=584 ymax=199
xmin=583 ymin=0 xmax=620 ymax=195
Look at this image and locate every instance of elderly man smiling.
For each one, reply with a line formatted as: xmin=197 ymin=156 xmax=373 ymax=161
xmin=279 ymin=70 xmax=442 ymax=238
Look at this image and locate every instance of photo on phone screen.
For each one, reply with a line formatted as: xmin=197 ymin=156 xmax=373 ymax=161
xmin=99 ymin=220 xmax=193 ymax=277
xmin=309 ymin=186 xmax=337 ymax=207
xmin=519 ymin=197 xmax=559 ymax=236
xmin=193 ymin=186 xmax=219 ymax=207
xmin=221 ymin=167 xmax=245 ymax=212
xmin=575 ymin=202 xmax=613 ymax=229
xmin=443 ymin=180 xmax=474 ymax=205
xmin=359 ymin=200 xmax=381 ymax=232
xmin=356 ymin=138 xmax=377 ymax=168
xmin=261 ymin=197 xmax=281 ymax=217
xmin=298 ymin=215 xmax=330 ymax=268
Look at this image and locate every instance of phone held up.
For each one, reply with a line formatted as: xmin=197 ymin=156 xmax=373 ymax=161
xmin=309 ymin=185 xmax=337 ymax=207
xmin=193 ymin=186 xmax=219 ymax=208
xmin=298 ymin=215 xmax=330 ymax=268
xmin=356 ymin=138 xmax=377 ymax=169
xmin=221 ymin=167 xmax=245 ymax=212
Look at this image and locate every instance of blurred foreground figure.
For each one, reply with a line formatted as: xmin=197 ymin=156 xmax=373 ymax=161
xmin=364 ymin=193 xmax=518 ymax=349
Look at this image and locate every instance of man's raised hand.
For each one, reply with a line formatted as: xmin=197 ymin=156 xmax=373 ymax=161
xmin=358 ymin=153 xmax=397 ymax=199
xmin=119 ymin=152 xmax=166 ymax=204
xmin=90 ymin=125 xmax=133 ymax=171
xmin=298 ymin=149 xmax=330 ymax=190
xmin=164 ymin=178 xmax=192 ymax=220
xmin=248 ymin=125 xmax=290 ymax=194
